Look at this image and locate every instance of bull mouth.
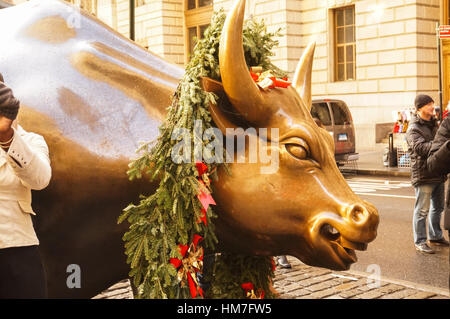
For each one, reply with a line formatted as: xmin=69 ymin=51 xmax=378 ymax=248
xmin=320 ymin=223 xmax=368 ymax=267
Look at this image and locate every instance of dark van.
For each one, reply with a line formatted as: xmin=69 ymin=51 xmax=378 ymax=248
xmin=311 ymin=99 xmax=359 ymax=164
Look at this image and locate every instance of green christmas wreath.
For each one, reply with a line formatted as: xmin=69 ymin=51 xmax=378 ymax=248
xmin=119 ymin=9 xmax=286 ymax=299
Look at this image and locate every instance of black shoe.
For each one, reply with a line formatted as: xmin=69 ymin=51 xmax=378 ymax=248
xmin=415 ymin=243 xmax=435 ymax=254
xmin=429 ymin=238 xmax=450 ymax=246
xmin=277 ymin=256 xmax=292 ymax=269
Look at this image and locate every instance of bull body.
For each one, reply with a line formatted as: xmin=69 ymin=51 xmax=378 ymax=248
xmin=0 ymin=0 xmax=181 ymax=298
xmin=0 ymin=0 xmax=379 ymax=298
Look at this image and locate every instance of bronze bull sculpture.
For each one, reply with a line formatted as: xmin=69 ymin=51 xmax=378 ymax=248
xmin=0 ymin=0 xmax=378 ymax=298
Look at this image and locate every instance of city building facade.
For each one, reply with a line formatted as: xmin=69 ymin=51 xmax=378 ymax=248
xmin=3 ymin=0 xmax=450 ymax=151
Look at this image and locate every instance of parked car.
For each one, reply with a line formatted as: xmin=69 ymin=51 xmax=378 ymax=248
xmin=311 ymin=99 xmax=359 ymax=165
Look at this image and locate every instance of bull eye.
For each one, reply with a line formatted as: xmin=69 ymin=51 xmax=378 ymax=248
xmin=286 ymin=144 xmax=308 ymax=160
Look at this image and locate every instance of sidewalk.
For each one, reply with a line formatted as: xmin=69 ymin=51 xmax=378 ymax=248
xmin=94 ymin=256 xmax=449 ymax=299
xmin=272 ymin=257 xmax=449 ymax=299
xmin=340 ymin=150 xmax=411 ymax=178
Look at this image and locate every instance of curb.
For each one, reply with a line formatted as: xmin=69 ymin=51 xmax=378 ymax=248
xmin=274 ymin=257 xmax=449 ymax=299
xmin=345 ymin=269 xmax=449 ymax=297
xmin=341 ymin=168 xmax=411 ymax=178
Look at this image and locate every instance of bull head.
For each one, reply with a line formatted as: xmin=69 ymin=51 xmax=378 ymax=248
xmin=205 ymin=0 xmax=379 ymax=270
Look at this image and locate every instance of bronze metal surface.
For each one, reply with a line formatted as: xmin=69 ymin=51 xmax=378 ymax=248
xmin=0 ymin=0 xmax=379 ymax=298
xmin=0 ymin=0 xmax=182 ymax=298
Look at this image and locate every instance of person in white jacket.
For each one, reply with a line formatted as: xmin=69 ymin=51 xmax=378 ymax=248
xmin=0 ymin=74 xmax=52 ymax=298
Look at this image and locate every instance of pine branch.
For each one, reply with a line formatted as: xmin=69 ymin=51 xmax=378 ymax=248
xmin=119 ymin=9 xmax=283 ymax=299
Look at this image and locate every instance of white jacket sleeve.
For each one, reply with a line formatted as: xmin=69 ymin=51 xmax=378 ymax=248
xmin=6 ymin=129 xmax=52 ymax=190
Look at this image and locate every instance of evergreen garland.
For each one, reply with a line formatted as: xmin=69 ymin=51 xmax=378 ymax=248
xmin=119 ymin=9 xmax=286 ymax=299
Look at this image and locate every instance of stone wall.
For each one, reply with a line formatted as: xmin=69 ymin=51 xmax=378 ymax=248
xmin=116 ymin=0 xmax=185 ymax=65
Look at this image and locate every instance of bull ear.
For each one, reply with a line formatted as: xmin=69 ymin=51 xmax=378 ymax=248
xmin=201 ymin=77 xmax=240 ymax=134
xmin=201 ymin=77 xmax=224 ymax=94
xmin=292 ymin=42 xmax=316 ymax=111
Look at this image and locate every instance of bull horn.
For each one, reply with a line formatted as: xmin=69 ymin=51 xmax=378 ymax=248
xmin=219 ymin=0 xmax=268 ymax=125
xmin=293 ymin=42 xmax=316 ymax=111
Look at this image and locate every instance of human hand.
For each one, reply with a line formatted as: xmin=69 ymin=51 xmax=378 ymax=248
xmin=0 ymin=116 xmax=14 ymax=143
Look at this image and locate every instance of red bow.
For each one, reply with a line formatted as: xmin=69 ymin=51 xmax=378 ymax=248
xmin=250 ymin=69 xmax=291 ymax=90
xmin=170 ymin=235 xmax=204 ymax=298
xmin=241 ymin=282 xmax=265 ymax=299
xmin=196 ymin=162 xmax=208 ymax=176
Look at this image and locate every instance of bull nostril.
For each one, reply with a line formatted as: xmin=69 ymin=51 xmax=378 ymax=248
xmin=349 ymin=205 xmax=368 ymax=224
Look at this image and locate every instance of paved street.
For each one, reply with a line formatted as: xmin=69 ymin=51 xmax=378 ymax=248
xmin=95 ymin=257 xmax=449 ymax=299
xmin=344 ymin=175 xmax=449 ymax=290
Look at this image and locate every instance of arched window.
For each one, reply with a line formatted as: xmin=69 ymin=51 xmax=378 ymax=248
xmin=185 ymin=0 xmax=213 ymax=63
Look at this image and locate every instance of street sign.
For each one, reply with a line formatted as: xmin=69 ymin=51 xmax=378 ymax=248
xmin=439 ymin=25 xmax=450 ymax=38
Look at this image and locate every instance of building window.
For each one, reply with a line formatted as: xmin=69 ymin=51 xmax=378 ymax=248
xmin=187 ymin=0 xmax=213 ymax=10
xmin=185 ymin=0 xmax=213 ymax=62
xmin=187 ymin=24 xmax=209 ymax=57
xmin=334 ymin=6 xmax=355 ymax=81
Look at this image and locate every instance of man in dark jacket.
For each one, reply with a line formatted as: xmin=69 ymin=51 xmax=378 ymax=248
xmin=406 ymin=94 xmax=449 ymax=254
xmin=427 ymin=116 xmax=450 ymax=235
xmin=426 ymin=115 xmax=450 ymax=287
xmin=427 ymin=116 xmax=450 ymax=179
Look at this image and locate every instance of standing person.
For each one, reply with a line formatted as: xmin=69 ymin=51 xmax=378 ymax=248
xmin=0 ymin=75 xmax=52 ymax=298
xmin=406 ymin=94 xmax=449 ymax=254
xmin=426 ymin=115 xmax=450 ymax=286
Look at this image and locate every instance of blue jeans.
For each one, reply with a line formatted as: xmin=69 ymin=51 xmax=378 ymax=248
xmin=413 ymin=182 xmax=445 ymax=245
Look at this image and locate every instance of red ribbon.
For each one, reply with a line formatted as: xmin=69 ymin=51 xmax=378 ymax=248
xmin=195 ymin=162 xmax=208 ymax=176
xmin=250 ymin=70 xmax=291 ymax=89
xmin=195 ymin=162 xmax=216 ymax=221
xmin=250 ymin=72 xmax=260 ymax=82
xmin=169 ymin=235 xmax=204 ymax=298
xmin=192 ymin=234 xmax=203 ymax=250
xmin=269 ymin=77 xmax=291 ymax=88
xmin=197 ymin=191 xmax=216 ymax=213
xmin=187 ymin=272 xmax=203 ymax=298
xmin=197 ymin=208 xmax=207 ymax=227
xmin=241 ymin=282 xmax=254 ymax=291
xmin=169 ymin=244 xmax=188 ymax=269
xmin=241 ymin=282 xmax=265 ymax=299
